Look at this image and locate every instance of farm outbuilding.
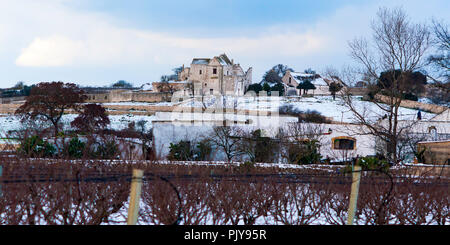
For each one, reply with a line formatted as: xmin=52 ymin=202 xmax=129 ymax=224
xmin=417 ymin=140 xmax=450 ymax=165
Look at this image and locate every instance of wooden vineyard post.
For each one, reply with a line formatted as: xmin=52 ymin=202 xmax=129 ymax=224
xmin=127 ymin=169 xmax=144 ymax=225
xmin=347 ymin=165 xmax=361 ymax=225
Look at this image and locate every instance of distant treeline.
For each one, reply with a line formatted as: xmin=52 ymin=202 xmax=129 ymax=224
xmin=1 ymin=80 xmax=141 ymax=98
xmin=1 ymin=85 xmax=34 ymax=98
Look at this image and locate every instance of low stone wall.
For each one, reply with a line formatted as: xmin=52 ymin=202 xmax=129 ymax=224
xmin=375 ymin=94 xmax=448 ymax=114
xmin=347 ymin=87 xmax=369 ymax=96
xmin=103 ymin=105 xmax=175 ymax=112
xmin=86 ymin=90 xmax=172 ymax=103
xmin=0 ymin=103 xmax=158 ymax=116
xmin=401 ymin=165 xmax=450 ymax=176
xmin=132 ymin=92 xmax=171 ymax=102
xmin=0 ymin=96 xmax=27 ymax=104
xmin=0 ymin=104 xmax=20 ymax=114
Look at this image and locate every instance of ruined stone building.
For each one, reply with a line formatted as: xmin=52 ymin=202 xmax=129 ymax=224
xmin=177 ymin=53 xmax=252 ymax=96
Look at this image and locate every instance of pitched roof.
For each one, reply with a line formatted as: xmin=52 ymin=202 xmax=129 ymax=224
xmin=289 ymin=72 xmax=328 ymax=86
xmin=430 ymin=108 xmax=450 ymax=122
xmin=217 ymin=54 xmax=232 ymax=65
xmin=191 ymin=54 xmax=233 ymax=66
xmin=192 ymin=58 xmax=210 ymax=65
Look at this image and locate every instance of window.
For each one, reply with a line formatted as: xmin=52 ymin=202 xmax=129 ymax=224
xmin=428 ymin=126 xmax=438 ymax=140
xmin=199 ymin=70 xmax=202 ymax=75
xmin=213 ymin=68 xmax=217 ymax=75
xmin=289 ymin=77 xmax=291 ymax=84
xmin=332 ymin=137 xmax=356 ymax=150
xmin=210 ymin=89 xmax=214 ymax=95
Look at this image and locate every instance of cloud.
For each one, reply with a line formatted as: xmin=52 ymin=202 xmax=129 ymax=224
xmin=16 ymin=36 xmax=84 ymax=66
xmin=1 ymin=0 xmax=449 ymax=87
xmin=14 ymin=26 xmax=328 ymax=67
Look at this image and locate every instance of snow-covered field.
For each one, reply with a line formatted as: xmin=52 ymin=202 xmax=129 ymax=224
xmin=0 ymin=113 xmax=155 ymax=137
xmin=102 ymin=101 xmax=177 ymax=106
xmin=180 ymin=95 xmax=437 ymax=123
xmin=0 ymin=95 xmax=439 ymax=137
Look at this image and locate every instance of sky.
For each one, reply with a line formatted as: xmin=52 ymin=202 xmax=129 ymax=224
xmin=0 ymin=0 xmax=449 ymax=88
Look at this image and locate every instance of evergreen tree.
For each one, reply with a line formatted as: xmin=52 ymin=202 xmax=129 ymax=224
xmin=329 ymin=82 xmax=343 ymax=100
xmin=271 ymin=83 xmax=285 ymax=96
xmin=297 ymin=80 xmax=316 ymax=95
xmin=262 ymin=83 xmax=271 ymax=94
xmin=272 ymin=64 xmax=294 ymax=77
xmin=112 ymin=80 xmax=133 ymax=88
xmin=246 ymin=83 xmax=263 ymax=94
xmin=261 ymin=70 xmax=283 ymax=84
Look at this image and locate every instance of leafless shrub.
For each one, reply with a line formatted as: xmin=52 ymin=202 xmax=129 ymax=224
xmin=0 ymin=157 xmax=130 ymax=225
xmin=0 ymin=159 xmax=448 ymax=225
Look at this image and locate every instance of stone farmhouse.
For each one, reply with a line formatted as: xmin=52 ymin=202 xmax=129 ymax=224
xmin=84 ymin=54 xmax=253 ymax=104
xmin=281 ymin=70 xmax=348 ymax=96
xmin=177 ymin=53 xmax=253 ymax=96
xmin=281 ymin=70 xmax=329 ymax=96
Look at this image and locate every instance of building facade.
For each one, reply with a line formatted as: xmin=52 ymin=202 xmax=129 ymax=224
xmin=281 ymin=70 xmax=332 ymax=96
xmin=178 ymin=54 xmax=252 ymax=96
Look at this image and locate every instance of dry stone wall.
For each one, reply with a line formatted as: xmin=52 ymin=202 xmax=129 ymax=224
xmin=375 ymin=94 xmax=448 ymax=114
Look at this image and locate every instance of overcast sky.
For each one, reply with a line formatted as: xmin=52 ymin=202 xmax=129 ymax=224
xmin=0 ymin=0 xmax=448 ymax=88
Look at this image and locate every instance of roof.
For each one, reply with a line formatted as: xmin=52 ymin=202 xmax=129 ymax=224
xmin=311 ymin=78 xmax=328 ymax=86
xmin=191 ymin=54 xmax=233 ymax=66
xmin=430 ymin=108 xmax=450 ymax=122
xmin=417 ymin=140 xmax=450 ymax=145
xmin=290 ymin=72 xmax=328 ymax=86
xmin=290 ymin=72 xmax=315 ymax=78
xmin=192 ymin=58 xmax=210 ymax=65
xmin=140 ymin=82 xmax=153 ymax=91
xmin=216 ymin=54 xmax=232 ymax=66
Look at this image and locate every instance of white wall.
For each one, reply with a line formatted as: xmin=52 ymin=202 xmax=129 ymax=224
xmin=152 ymin=112 xmax=377 ymax=162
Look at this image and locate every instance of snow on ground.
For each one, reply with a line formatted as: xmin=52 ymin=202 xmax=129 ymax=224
xmin=418 ymin=97 xmax=450 ymax=107
xmin=0 ymin=114 xmax=155 ymax=137
xmin=0 ymin=95 xmax=438 ymax=137
xmin=61 ymin=114 xmax=155 ymax=132
xmin=101 ymin=101 xmax=177 ymax=106
xmin=180 ymin=95 xmax=436 ymax=123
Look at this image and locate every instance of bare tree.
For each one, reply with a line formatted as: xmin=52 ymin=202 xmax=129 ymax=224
xmin=71 ymin=103 xmax=110 ymax=134
xmin=135 ymin=120 xmax=153 ymax=160
xmin=15 ymin=82 xmax=87 ymax=137
xmin=343 ymin=7 xmax=431 ymax=164
xmin=427 ymin=19 xmax=450 ymax=104
xmin=208 ymin=126 xmax=245 ymax=162
xmin=428 ymin=19 xmax=450 ymax=81
xmin=278 ymin=123 xmax=325 ymax=164
xmin=156 ymin=80 xmax=176 ymax=94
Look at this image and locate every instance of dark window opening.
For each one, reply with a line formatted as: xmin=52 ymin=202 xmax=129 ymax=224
xmin=333 ymin=138 xmax=355 ymax=150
